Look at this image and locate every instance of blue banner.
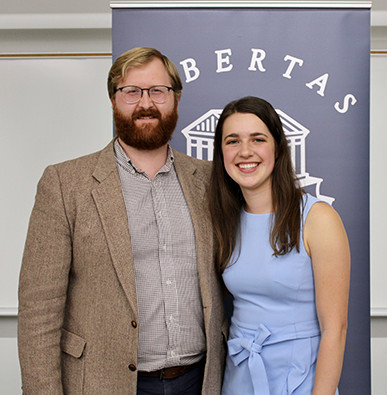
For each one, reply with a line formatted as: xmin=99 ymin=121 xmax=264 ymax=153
xmin=112 ymin=4 xmax=371 ymax=393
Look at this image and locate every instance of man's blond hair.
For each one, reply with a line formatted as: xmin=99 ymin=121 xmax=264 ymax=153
xmin=107 ymin=47 xmax=183 ymax=100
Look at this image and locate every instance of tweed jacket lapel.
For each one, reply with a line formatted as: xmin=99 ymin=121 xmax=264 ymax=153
xmin=90 ymin=141 xmax=138 ymax=317
xmin=173 ymin=150 xmax=213 ymax=313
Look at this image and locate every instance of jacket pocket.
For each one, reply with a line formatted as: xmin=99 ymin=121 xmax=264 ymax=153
xmin=61 ymin=329 xmax=87 ymax=394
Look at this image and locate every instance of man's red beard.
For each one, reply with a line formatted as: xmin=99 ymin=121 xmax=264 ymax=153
xmin=113 ymin=102 xmax=178 ymax=151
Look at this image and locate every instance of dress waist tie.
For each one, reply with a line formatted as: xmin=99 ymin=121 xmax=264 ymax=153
xmin=227 ymin=319 xmax=320 ymax=395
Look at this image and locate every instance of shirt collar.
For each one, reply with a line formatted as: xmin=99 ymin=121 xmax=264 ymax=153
xmin=114 ymin=138 xmax=175 ymax=176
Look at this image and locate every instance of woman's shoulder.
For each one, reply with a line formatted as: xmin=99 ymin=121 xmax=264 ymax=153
xmin=304 ymin=196 xmax=346 ymax=248
xmin=302 ymin=193 xmax=331 ymax=219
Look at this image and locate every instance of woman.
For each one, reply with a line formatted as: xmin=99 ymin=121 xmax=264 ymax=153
xmin=209 ymin=97 xmax=350 ymax=395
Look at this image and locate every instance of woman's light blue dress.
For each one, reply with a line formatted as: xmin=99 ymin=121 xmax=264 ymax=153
xmin=222 ymin=194 xmax=338 ymax=395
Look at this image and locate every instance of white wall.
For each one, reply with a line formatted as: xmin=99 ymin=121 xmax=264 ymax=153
xmin=370 ymin=53 xmax=387 ymax=395
xmin=0 ymin=13 xmax=114 ymax=394
xmin=0 ymin=56 xmax=114 ymax=394
xmin=0 ymin=56 xmax=113 ymax=310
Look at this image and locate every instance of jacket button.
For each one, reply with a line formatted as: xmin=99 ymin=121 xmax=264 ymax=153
xmin=128 ymin=364 xmax=137 ymax=371
xmin=131 ymin=320 xmax=137 ymax=328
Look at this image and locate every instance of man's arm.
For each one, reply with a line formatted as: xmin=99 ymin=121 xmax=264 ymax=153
xmin=18 ymin=165 xmax=72 ymax=394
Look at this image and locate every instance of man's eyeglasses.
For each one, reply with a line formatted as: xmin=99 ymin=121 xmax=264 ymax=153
xmin=115 ymin=85 xmax=175 ymax=104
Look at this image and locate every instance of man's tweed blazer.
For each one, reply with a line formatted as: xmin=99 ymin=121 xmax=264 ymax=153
xmin=18 ymin=140 xmax=226 ymax=394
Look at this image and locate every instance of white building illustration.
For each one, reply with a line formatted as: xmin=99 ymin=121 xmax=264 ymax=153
xmin=181 ymin=110 xmax=222 ymax=161
xmin=181 ymin=109 xmax=334 ymax=204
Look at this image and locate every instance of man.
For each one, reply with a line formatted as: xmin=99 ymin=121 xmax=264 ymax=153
xmin=18 ymin=47 xmax=226 ymax=395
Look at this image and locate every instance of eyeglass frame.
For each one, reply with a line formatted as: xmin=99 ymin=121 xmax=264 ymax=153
xmin=114 ymin=84 xmax=176 ymax=104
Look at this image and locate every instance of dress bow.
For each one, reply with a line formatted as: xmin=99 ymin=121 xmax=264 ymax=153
xmin=227 ymin=323 xmax=272 ymax=395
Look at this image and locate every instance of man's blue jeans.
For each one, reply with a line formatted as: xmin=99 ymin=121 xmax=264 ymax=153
xmin=137 ymin=361 xmax=204 ymax=395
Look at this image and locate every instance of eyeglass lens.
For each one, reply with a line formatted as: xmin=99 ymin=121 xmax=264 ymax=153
xmin=120 ymin=86 xmax=171 ymax=103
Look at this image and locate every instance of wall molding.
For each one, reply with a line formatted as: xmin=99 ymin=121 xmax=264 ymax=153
xmin=0 ymin=13 xmax=111 ymax=30
xmin=0 ymin=53 xmax=112 ymax=58
xmin=0 ymin=308 xmax=18 ymax=317
xmin=371 ymin=308 xmax=387 ymax=317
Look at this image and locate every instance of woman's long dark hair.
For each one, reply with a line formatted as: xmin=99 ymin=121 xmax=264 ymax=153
xmin=209 ymin=96 xmax=304 ymax=273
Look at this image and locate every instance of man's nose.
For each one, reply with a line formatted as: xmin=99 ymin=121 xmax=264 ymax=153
xmin=138 ymin=90 xmax=154 ymax=108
